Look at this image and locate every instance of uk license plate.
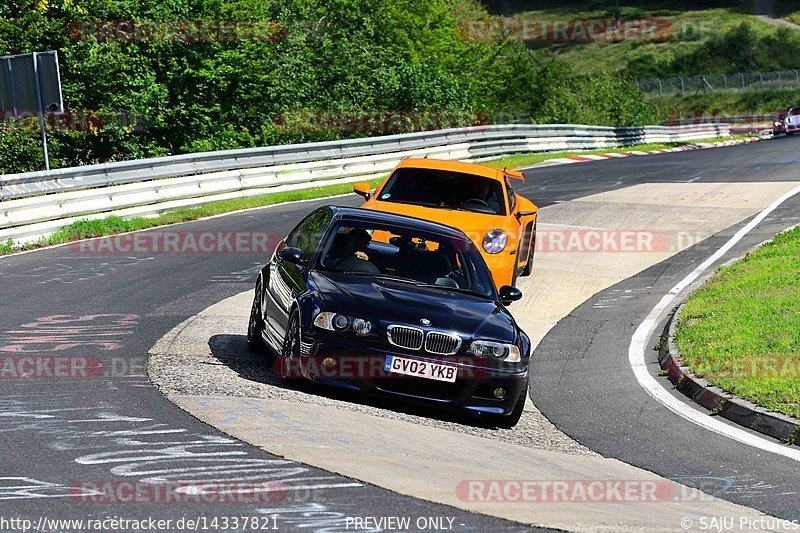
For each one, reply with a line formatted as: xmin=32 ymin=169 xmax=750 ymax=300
xmin=384 ymin=355 xmax=457 ymax=382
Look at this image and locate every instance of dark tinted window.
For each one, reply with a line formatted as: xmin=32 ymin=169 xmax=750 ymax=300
xmin=285 ymin=208 xmax=332 ymax=261
xmin=315 ymin=220 xmax=496 ymax=299
xmin=506 ymin=180 xmax=517 ymax=211
xmin=378 ymin=168 xmax=506 ymax=215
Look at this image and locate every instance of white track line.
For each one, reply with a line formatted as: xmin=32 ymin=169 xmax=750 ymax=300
xmin=628 ymin=183 xmax=800 ymax=462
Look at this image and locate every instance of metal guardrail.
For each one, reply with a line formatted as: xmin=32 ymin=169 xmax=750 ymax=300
xmin=0 ymin=123 xmax=730 ymax=244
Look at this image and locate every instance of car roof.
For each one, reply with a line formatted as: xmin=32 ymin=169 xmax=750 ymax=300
xmin=395 ymin=157 xmax=506 ymax=181
xmin=328 ymin=206 xmax=472 ymax=242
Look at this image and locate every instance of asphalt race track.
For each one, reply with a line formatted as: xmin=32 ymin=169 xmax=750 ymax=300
xmin=1 ymin=136 xmax=799 ymax=531
xmin=529 ymin=184 xmax=800 ymax=517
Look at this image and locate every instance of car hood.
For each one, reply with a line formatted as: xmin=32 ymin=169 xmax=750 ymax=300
xmin=309 ymin=271 xmax=517 ymax=343
xmin=364 ymin=201 xmax=516 ymax=243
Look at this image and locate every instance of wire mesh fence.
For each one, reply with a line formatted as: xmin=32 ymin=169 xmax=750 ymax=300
xmin=638 ymin=70 xmax=800 ymax=96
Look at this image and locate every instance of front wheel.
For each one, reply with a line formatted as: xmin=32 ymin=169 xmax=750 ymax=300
xmin=521 ymin=222 xmax=537 ymax=277
xmin=278 ymin=310 xmax=302 ymax=381
xmin=247 ymin=278 xmax=266 ymax=353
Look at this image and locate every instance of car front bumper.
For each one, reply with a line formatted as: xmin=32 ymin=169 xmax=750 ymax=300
xmin=293 ymin=331 xmax=528 ymax=416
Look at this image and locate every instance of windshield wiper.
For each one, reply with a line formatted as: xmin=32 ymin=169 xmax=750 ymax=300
xmin=336 ymin=272 xmax=424 ymax=285
xmin=419 ymin=284 xmax=490 ymax=299
xmin=331 ymin=271 xmax=488 ymax=296
xmin=384 ymin=199 xmax=440 ymax=208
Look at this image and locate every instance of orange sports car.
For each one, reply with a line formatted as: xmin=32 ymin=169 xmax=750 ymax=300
xmin=353 ymin=158 xmax=538 ymax=288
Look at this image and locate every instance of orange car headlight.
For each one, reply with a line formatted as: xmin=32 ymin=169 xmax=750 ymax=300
xmin=482 ymin=229 xmax=507 ymax=254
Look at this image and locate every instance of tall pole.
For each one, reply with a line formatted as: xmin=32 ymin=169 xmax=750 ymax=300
xmin=32 ymin=51 xmax=50 ymax=171
xmin=7 ymin=58 xmax=18 ymax=117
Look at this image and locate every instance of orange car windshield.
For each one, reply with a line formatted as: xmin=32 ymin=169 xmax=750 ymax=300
xmin=378 ymin=168 xmax=506 ymax=216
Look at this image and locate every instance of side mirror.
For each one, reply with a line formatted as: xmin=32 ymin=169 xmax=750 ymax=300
xmin=515 ymin=210 xmax=537 ymax=221
xmin=278 ymin=246 xmax=304 ymax=266
xmin=498 ymin=285 xmax=523 ymax=305
xmin=353 ymin=182 xmax=372 ymax=200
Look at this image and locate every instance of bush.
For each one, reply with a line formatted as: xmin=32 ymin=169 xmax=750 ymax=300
xmin=532 ymin=61 xmax=659 ymax=126
xmin=0 ymin=0 xmax=659 ymax=175
xmin=0 ymin=123 xmax=45 ymax=174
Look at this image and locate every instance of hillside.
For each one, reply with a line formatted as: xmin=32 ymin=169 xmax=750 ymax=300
xmin=474 ymin=1 xmax=800 ymax=121
xmin=480 ymin=1 xmax=784 ymax=75
xmin=1 ymin=0 xmax=797 ymax=174
xmin=0 ymin=0 xmax=658 ymax=174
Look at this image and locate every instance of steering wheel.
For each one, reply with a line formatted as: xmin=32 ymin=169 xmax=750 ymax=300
xmin=462 ymin=198 xmax=489 ymax=207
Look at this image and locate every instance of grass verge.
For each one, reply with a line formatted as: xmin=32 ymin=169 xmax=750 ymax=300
xmin=674 ymin=227 xmax=800 ymax=419
xmin=651 ymin=88 xmax=800 ymax=120
xmin=0 ymin=135 xmax=757 ymax=256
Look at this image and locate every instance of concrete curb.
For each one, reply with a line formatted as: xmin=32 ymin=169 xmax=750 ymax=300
xmin=659 ymin=302 xmax=800 ymax=446
xmin=527 ymin=135 xmax=767 ymax=169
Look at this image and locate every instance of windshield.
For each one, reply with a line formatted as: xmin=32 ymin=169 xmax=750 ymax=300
xmin=377 ymin=168 xmax=506 ymax=215
xmin=315 ymin=220 xmax=497 ymax=299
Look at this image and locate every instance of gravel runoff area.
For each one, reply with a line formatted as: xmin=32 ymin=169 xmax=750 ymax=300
xmin=147 ymin=302 xmax=597 ymax=457
xmin=148 ymin=180 xmax=798 ymax=461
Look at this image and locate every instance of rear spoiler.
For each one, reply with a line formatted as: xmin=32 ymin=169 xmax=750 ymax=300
xmin=503 ymin=168 xmax=525 ymax=181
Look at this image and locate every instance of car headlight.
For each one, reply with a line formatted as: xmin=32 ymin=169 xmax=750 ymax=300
xmin=313 ymin=312 xmax=373 ymax=336
xmin=468 ymin=340 xmax=521 ymax=363
xmin=482 ymin=229 xmax=507 ymax=254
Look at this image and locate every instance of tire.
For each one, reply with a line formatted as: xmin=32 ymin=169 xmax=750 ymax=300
xmin=247 ymin=278 xmax=266 ymax=353
xmin=521 ymin=222 xmax=537 ymax=277
xmin=278 ymin=309 xmax=301 ymax=381
xmin=492 ymin=377 xmax=528 ymax=429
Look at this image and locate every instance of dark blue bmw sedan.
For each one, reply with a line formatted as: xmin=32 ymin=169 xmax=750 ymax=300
xmin=247 ymin=206 xmax=530 ymax=427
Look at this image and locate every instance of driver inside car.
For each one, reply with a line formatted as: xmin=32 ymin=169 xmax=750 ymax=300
xmin=328 ymin=228 xmax=381 ymax=274
xmin=465 ymin=179 xmax=501 ymax=214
